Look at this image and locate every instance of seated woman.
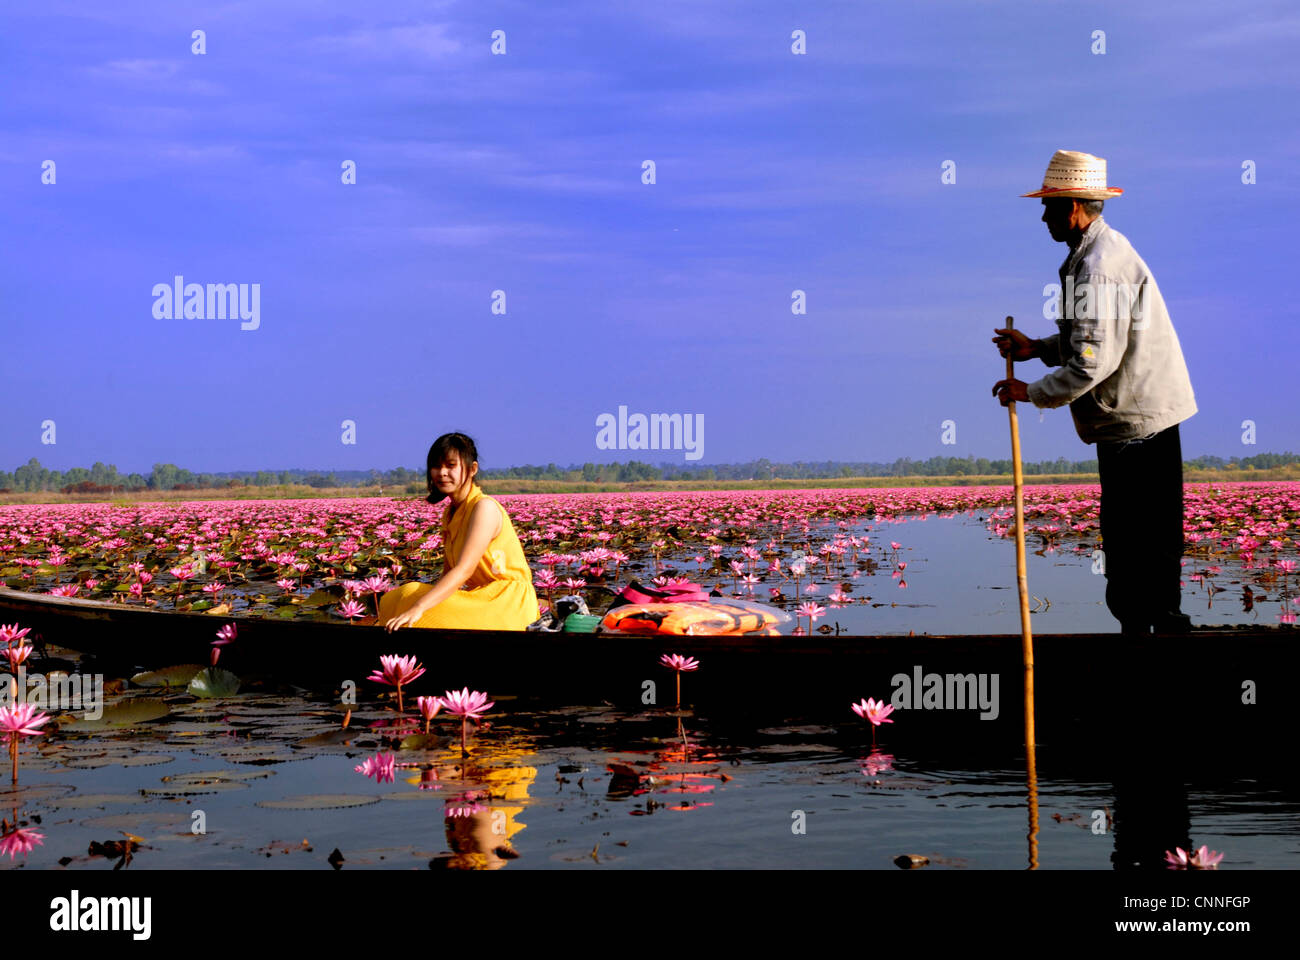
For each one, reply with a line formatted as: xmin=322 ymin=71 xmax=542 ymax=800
xmin=379 ymin=433 xmax=540 ymax=631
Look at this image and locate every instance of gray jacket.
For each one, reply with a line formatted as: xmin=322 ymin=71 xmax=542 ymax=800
xmin=1026 ymin=215 xmax=1197 ymax=444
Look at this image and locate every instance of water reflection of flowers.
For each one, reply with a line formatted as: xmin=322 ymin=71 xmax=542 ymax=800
xmin=860 ymin=750 xmax=895 ymax=777
xmin=355 ymin=752 xmax=396 ymax=784
xmin=1165 ymin=845 xmax=1224 ymax=869
xmin=446 ymin=803 xmax=489 ymax=818
xmin=446 ymin=790 xmax=488 ymax=817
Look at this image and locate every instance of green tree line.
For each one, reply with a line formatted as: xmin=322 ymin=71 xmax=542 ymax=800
xmin=2 ymin=452 xmax=1297 ymax=494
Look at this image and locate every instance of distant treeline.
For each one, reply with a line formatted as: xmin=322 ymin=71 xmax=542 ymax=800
xmin=2 ymin=452 xmax=1299 ymax=494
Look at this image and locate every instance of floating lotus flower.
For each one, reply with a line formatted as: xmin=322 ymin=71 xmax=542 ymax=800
xmin=796 ymin=601 xmax=826 ymax=632
xmin=210 ymin=622 xmax=236 ymax=666
xmin=660 ymin=653 xmax=699 ymax=711
xmin=336 ymin=598 xmax=367 ymax=623
xmin=368 ymin=655 xmax=426 ymax=713
xmin=851 ymin=696 xmax=895 ymax=745
xmin=417 ymin=695 xmax=443 ymax=734
xmin=0 ymin=624 xmax=32 ymax=647
xmin=0 ymin=702 xmax=50 ymax=784
xmin=440 ymin=688 xmax=495 ymax=757
xmin=0 ymin=826 xmax=46 ymax=861
xmin=4 ymin=641 xmax=32 ymax=672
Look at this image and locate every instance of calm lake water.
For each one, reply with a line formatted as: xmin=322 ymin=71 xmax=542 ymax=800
xmin=5 ymin=666 xmax=1296 ymax=871
xmin=3 ymin=511 xmax=1294 ymax=870
xmin=665 ymin=509 xmax=1281 ymax=635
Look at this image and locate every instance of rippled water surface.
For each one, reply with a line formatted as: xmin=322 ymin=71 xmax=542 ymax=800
xmin=3 ymin=669 xmax=1296 ymax=870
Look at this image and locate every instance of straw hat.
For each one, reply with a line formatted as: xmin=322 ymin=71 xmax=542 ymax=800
xmin=1021 ymin=150 xmax=1123 ymax=199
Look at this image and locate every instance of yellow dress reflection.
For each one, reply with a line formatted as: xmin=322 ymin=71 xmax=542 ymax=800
xmin=406 ymin=743 xmax=537 ymax=870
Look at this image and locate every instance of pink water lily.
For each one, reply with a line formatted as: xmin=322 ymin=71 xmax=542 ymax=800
xmin=440 ymin=688 xmax=495 ymax=757
xmin=1 ymin=702 xmax=51 ymax=785
xmin=851 ymin=697 xmax=895 ymax=745
xmin=336 ymin=599 xmax=367 ymax=622
xmin=417 ymin=695 xmax=443 ymax=734
xmin=209 ymin=622 xmax=237 ymax=666
xmin=659 ymin=653 xmax=699 ymax=672
xmin=4 ymin=642 xmax=32 ymax=671
xmin=660 ymin=653 xmax=700 ymax=711
xmin=852 ymin=697 xmax=895 ymax=726
xmin=796 ymin=601 xmax=826 ymax=632
xmin=440 ymin=687 xmax=494 ymax=719
xmin=0 ymin=624 xmax=32 ymax=646
xmin=0 ymin=703 xmax=50 ymax=738
xmin=368 ymin=655 xmax=426 ymax=713
xmin=0 ymin=826 xmax=46 ymax=860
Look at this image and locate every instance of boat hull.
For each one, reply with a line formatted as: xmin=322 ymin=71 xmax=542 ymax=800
xmin=2 ymin=588 xmax=1291 ymax=745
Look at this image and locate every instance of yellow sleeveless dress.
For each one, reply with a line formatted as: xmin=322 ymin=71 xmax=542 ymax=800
xmin=378 ymin=483 xmax=540 ymax=630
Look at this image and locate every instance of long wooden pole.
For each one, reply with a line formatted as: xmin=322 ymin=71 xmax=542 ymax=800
xmin=1003 ymin=315 xmax=1039 ymax=867
xmin=1004 ymin=316 xmax=1036 ymax=745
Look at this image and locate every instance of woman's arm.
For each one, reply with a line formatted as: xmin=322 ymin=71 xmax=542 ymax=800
xmin=383 ymin=501 xmax=501 ymax=629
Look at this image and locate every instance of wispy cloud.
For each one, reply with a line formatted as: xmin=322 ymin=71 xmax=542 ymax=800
xmin=309 ymin=23 xmax=461 ymax=60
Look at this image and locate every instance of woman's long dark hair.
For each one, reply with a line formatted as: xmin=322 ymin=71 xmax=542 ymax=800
xmin=425 ymin=433 xmax=480 ymax=504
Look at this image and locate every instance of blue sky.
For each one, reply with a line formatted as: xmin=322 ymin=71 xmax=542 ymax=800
xmin=2 ymin=0 xmax=1297 ymax=474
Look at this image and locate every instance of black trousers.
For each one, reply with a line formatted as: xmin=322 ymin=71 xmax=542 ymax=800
xmin=1095 ymin=422 xmax=1185 ymax=629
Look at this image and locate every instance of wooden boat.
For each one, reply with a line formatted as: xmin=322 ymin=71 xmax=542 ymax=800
xmin=2 ymin=586 xmax=1292 ymax=742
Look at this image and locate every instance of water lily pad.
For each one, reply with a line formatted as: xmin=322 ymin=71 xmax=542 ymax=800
xmin=49 ymin=742 xmax=115 ymax=755
xmin=303 ymin=590 xmax=338 ymax=607
xmin=61 ymin=755 xmax=117 ymax=769
xmin=141 ymin=779 xmax=250 ymax=796
xmin=276 ymin=605 xmax=298 ymax=619
xmin=204 ymin=743 xmax=301 ymax=765
xmin=756 ymin=725 xmax=839 ymax=737
xmin=81 ymin=811 xmax=191 ymax=832
xmin=398 ymin=733 xmax=449 ymax=751
xmin=294 ymin=729 xmax=366 ymax=748
xmin=132 ymin=665 xmax=204 ymax=688
xmin=115 ymin=753 xmax=176 ymax=768
xmin=53 ymin=793 xmax=148 ymax=809
xmin=60 ymin=698 xmax=170 ymax=731
xmin=164 ymin=769 xmax=274 ymax=783
xmin=188 ymin=667 xmax=241 ymax=698
xmin=256 ymin=794 xmax=381 ymax=810
xmin=0 ymin=783 xmax=78 ymax=806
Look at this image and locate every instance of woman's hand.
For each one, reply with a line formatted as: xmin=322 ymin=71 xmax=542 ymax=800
xmin=382 ymin=608 xmax=425 ymax=632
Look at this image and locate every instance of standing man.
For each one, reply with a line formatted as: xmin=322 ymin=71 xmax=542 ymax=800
xmin=991 ymin=150 xmax=1198 ymax=636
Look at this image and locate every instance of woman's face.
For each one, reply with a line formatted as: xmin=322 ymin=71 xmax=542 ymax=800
xmin=431 ymin=451 xmax=476 ymax=496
